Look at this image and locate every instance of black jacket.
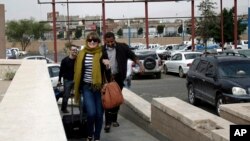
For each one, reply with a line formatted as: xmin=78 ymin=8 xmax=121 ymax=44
xmin=102 ymin=42 xmax=138 ymax=87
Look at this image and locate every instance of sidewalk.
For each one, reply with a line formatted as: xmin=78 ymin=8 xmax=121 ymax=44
xmin=59 ymin=104 xmax=159 ymax=141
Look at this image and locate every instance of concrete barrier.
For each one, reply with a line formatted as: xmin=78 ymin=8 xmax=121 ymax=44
xmin=0 ymin=60 xmax=67 ymax=141
xmin=220 ymin=103 xmax=250 ymax=125
xmin=151 ymin=97 xmax=233 ymax=141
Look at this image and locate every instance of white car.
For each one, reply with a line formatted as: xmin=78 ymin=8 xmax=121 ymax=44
xmin=47 ymin=63 xmax=61 ymax=88
xmin=132 ymin=50 xmax=162 ymax=79
xmin=22 ymin=55 xmax=54 ymax=63
xmin=163 ymin=51 xmax=202 ymax=78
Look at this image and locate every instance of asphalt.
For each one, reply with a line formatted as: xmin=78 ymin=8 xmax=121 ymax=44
xmin=0 ymin=80 xmax=159 ymax=141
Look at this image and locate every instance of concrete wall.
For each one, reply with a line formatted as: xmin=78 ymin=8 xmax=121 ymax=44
xmin=0 ymin=60 xmax=67 ymax=141
xmin=0 ymin=4 xmax=5 ymax=59
xmin=120 ymin=89 xmax=234 ymax=141
xmin=220 ymin=103 xmax=250 ymax=125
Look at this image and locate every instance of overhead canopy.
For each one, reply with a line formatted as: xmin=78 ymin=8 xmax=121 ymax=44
xmin=38 ymin=0 xmax=189 ymax=4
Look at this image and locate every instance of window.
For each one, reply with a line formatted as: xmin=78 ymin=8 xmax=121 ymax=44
xmin=196 ymin=60 xmax=208 ymax=74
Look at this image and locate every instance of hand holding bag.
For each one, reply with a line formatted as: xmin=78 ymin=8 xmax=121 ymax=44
xmin=101 ymin=75 xmax=124 ymax=109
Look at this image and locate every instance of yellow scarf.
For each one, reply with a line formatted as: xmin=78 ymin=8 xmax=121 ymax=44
xmin=74 ymin=45 xmax=102 ymax=104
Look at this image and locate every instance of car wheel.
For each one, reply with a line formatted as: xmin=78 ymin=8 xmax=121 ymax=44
xmin=179 ymin=67 xmax=184 ymax=78
xmin=216 ymin=95 xmax=224 ymax=116
xmin=188 ymin=84 xmax=199 ymax=105
xmin=163 ymin=65 xmax=168 ymax=74
xmin=144 ymin=57 xmax=156 ymax=70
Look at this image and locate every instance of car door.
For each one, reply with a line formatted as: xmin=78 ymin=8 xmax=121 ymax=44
xmin=193 ymin=60 xmax=209 ymax=99
xmin=202 ymin=62 xmax=217 ymax=105
xmin=48 ymin=65 xmax=60 ymax=88
xmin=167 ymin=53 xmax=182 ymax=73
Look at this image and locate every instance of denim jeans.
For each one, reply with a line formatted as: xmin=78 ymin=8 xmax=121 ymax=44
xmin=81 ymin=84 xmax=103 ymax=140
xmin=61 ymin=79 xmax=74 ymax=111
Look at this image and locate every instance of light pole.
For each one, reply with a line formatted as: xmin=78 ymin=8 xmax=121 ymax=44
xmin=128 ymin=19 xmax=131 ymax=47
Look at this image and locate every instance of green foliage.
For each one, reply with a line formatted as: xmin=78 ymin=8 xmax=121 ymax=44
xmin=157 ymin=25 xmax=165 ymax=35
xmin=137 ymin=27 xmax=143 ymax=35
xmin=6 ymin=19 xmax=50 ymax=51
xmin=57 ymin=31 xmax=64 ymax=39
xmin=178 ymin=25 xmax=183 ymax=34
xmin=117 ymin=28 xmax=123 ymax=37
xmin=196 ymin=0 xmax=217 ymax=43
xmin=4 ymin=67 xmax=16 ymax=80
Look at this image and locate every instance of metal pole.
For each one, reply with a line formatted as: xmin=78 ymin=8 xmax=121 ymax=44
xmin=67 ymin=0 xmax=70 ymax=42
xmin=128 ymin=19 xmax=131 ymax=46
xmin=182 ymin=19 xmax=184 ymax=44
xmin=234 ymin=0 xmax=238 ymax=49
xmin=52 ymin=0 xmax=57 ymax=63
xmin=145 ymin=1 xmax=149 ymax=49
xmin=102 ymin=0 xmax=106 ymax=40
xmin=220 ymin=0 xmax=224 ymax=50
xmin=191 ymin=0 xmax=195 ymax=51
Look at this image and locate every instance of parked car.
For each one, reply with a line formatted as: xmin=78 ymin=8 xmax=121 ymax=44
xmin=47 ymin=63 xmax=60 ymax=88
xmin=47 ymin=63 xmax=63 ymax=101
xmin=222 ymin=49 xmax=250 ymax=58
xmin=6 ymin=49 xmax=17 ymax=59
xmin=186 ymin=55 xmax=250 ymax=115
xmin=132 ymin=50 xmax=162 ymax=79
xmin=22 ymin=55 xmax=54 ymax=63
xmin=163 ymin=51 xmax=202 ymax=78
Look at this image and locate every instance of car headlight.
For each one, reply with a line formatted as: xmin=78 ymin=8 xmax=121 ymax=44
xmin=232 ymin=87 xmax=247 ymax=95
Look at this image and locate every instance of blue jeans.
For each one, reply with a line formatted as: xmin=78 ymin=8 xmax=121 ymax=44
xmin=81 ymin=84 xmax=103 ymax=140
xmin=61 ymin=79 xmax=74 ymax=110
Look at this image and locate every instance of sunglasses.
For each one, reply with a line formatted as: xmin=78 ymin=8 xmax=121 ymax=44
xmin=87 ymin=38 xmax=99 ymax=43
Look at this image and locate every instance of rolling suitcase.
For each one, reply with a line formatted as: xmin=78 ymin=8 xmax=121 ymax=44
xmin=62 ymin=94 xmax=87 ymax=139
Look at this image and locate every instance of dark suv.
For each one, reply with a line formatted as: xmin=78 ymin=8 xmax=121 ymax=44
xmin=186 ymin=55 xmax=250 ymax=115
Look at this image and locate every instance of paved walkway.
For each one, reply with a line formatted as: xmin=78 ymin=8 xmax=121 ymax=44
xmin=59 ymin=104 xmax=159 ymax=141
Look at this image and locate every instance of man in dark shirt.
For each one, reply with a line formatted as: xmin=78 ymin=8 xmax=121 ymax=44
xmin=102 ymin=32 xmax=144 ymax=132
xmin=58 ymin=45 xmax=78 ymax=113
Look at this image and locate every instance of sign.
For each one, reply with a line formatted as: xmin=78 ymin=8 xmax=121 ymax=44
xmin=39 ymin=42 xmax=48 ymax=56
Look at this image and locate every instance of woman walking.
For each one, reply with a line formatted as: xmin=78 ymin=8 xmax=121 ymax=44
xmin=74 ymin=31 xmax=104 ymax=141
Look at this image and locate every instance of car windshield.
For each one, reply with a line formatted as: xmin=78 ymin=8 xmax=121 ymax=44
xmin=184 ymin=53 xmax=201 ymax=60
xmin=218 ymin=61 xmax=250 ymax=78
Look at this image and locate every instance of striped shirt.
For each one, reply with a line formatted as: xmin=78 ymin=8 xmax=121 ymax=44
xmin=83 ymin=54 xmax=93 ymax=83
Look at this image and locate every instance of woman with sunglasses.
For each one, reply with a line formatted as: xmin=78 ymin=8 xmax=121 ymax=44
xmin=74 ymin=31 xmax=103 ymax=141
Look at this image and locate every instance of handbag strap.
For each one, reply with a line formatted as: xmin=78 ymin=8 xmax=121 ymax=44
xmin=103 ymin=70 xmax=115 ymax=83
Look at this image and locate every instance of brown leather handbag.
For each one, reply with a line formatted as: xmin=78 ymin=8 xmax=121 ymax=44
xmin=101 ymin=75 xmax=124 ymax=110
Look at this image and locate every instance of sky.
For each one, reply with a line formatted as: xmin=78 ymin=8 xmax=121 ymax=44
xmin=0 ymin=0 xmax=249 ymax=21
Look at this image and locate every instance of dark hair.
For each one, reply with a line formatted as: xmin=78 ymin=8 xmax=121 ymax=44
xmin=86 ymin=31 xmax=101 ymax=43
xmin=104 ymin=32 xmax=115 ymax=39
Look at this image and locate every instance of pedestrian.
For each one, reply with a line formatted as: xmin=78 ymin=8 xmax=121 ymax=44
xmin=73 ymin=31 xmax=104 ymax=141
xmin=102 ymin=32 xmax=144 ymax=133
xmin=124 ymin=59 xmax=133 ymax=88
xmin=58 ymin=44 xmax=78 ymax=113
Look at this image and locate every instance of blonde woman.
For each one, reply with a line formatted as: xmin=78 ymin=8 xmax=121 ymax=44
xmin=74 ymin=31 xmax=103 ymax=141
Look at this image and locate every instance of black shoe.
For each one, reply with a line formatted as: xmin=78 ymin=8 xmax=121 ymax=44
xmin=104 ymin=124 xmax=111 ymax=133
xmin=112 ymin=122 xmax=120 ymax=127
xmin=61 ymin=109 xmax=69 ymax=113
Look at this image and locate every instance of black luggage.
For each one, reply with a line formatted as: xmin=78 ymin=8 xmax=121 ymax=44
xmin=62 ymin=94 xmax=87 ymax=139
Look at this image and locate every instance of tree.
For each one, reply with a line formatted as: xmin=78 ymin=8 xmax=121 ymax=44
xmin=213 ymin=7 xmax=247 ymax=43
xmin=157 ymin=25 xmax=165 ymax=35
xmin=117 ymin=28 xmax=123 ymax=37
xmin=74 ymin=27 xmax=82 ymax=39
xmin=137 ymin=27 xmax=143 ymax=36
xmin=6 ymin=19 xmax=50 ymax=51
xmin=196 ymin=0 xmax=218 ymax=46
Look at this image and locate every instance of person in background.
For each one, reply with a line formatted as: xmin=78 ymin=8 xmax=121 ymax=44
xmin=74 ymin=31 xmax=104 ymax=141
xmin=124 ymin=59 xmax=133 ymax=88
xmin=58 ymin=45 xmax=78 ymax=113
xmin=102 ymin=32 xmax=144 ymax=133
